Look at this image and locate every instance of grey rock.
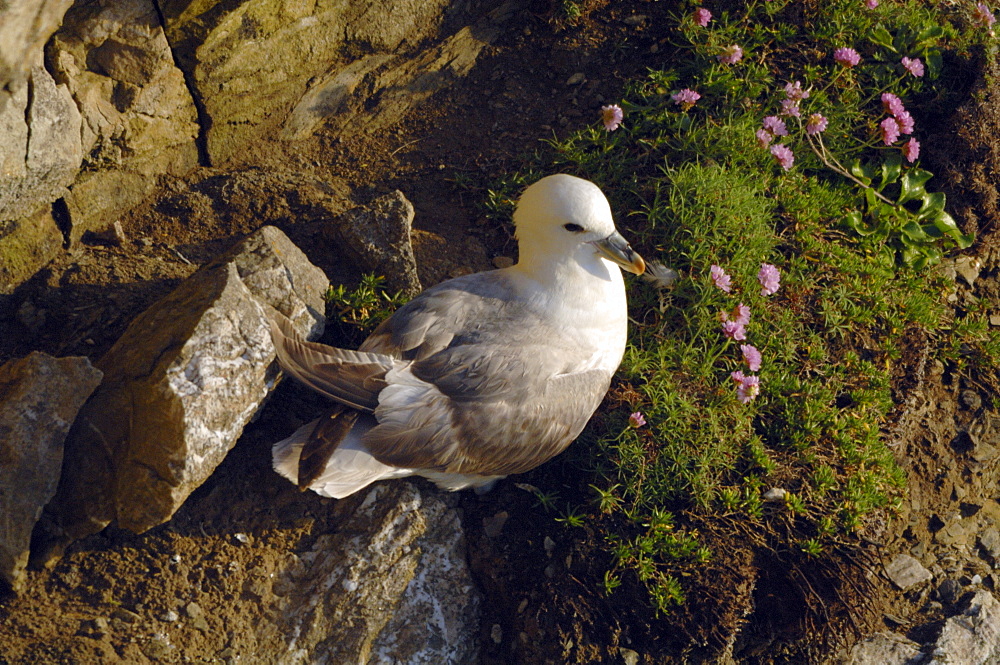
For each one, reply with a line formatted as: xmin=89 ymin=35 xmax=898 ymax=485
xmin=979 ymin=528 xmax=1000 ymax=566
xmin=0 ymin=353 xmax=102 ymax=593
xmin=953 ymin=256 xmax=981 ymax=287
xmin=845 ymin=632 xmax=924 ymax=665
xmin=41 ymin=226 xmax=327 ymax=543
xmin=265 ymin=482 xmax=480 ymax=664
xmin=886 ymin=554 xmax=933 ymax=591
xmin=936 ymin=578 xmax=963 ymax=604
xmin=0 ymin=63 xmax=82 ymax=222
xmin=929 ymin=589 xmax=1000 ymax=663
xmin=620 ymin=647 xmax=640 ymax=665
xmin=0 ymin=0 xmax=73 ymax=114
xmin=78 ymin=616 xmax=110 ymax=639
xmin=325 ymin=190 xmax=422 ymax=297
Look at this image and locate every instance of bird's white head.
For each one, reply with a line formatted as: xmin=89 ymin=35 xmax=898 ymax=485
xmin=512 ymin=174 xmax=645 ymax=279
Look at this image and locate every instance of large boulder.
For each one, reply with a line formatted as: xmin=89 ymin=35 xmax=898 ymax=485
xmin=0 ymin=352 xmax=102 ymax=593
xmin=38 ymin=226 xmax=328 ymax=547
xmin=158 ymin=0 xmax=517 ymax=165
xmin=47 ymin=0 xmax=200 ymax=242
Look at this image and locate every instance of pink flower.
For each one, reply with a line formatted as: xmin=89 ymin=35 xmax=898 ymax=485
xmin=711 ymin=264 xmax=732 ymax=292
xmin=723 ymin=320 xmax=747 ymax=341
xmin=974 ymin=2 xmax=996 ymax=27
xmin=722 ymin=303 xmax=750 ymax=327
xmin=903 ymin=138 xmax=920 ymax=163
xmin=717 ymin=45 xmax=744 ymax=64
xmin=866 ymin=0 xmax=878 ymax=7
xmin=901 ymin=56 xmax=925 ymax=77
xmin=758 ymin=263 xmax=781 ymax=296
xmin=694 ymin=8 xmax=712 ymax=27
xmin=756 ymin=128 xmax=774 ymax=148
xmin=783 ymin=81 xmax=810 ymax=102
xmin=629 ymin=411 xmax=647 ymax=428
xmin=672 ymin=88 xmax=701 ymax=111
xmin=880 ymin=117 xmax=901 ymax=145
xmin=806 ymin=113 xmax=828 ymax=135
xmin=881 ymin=92 xmax=905 ymax=117
xmin=762 ymin=116 xmax=789 ymax=136
xmin=770 ymin=143 xmax=794 ymax=170
xmin=895 ymin=110 xmax=914 ymax=134
xmin=741 ymin=344 xmax=763 ymax=371
xmin=834 ymin=47 xmax=861 ymax=67
xmin=601 ymin=105 xmax=624 ymax=132
xmin=779 ymin=99 xmax=801 ymax=117
xmin=731 ymin=371 xmax=761 ymax=403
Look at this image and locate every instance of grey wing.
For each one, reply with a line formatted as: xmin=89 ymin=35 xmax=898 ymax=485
xmin=362 ymin=338 xmax=613 ymax=476
xmin=269 ymin=313 xmax=394 ymax=411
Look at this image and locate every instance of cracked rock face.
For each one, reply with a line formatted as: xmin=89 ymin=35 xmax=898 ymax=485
xmin=0 ymin=352 xmax=102 ymax=593
xmin=37 ymin=227 xmax=327 ymax=546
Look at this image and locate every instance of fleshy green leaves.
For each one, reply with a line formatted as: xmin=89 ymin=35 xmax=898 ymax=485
xmin=844 ymin=153 xmax=973 ymax=268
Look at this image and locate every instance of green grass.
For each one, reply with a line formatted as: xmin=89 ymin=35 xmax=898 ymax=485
xmin=471 ymin=0 xmax=998 ymax=614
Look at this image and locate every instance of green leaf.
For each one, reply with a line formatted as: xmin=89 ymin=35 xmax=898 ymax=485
xmin=880 ymin=153 xmax=902 ymax=188
xmin=898 ymin=169 xmax=934 ymax=204
xmin=849 ymin=159 xmax=874 ymax=185
xmin=870 ymin=27 xmax=895 ymax=51
xmin=930 ymin=209 xmax=975 ymax=249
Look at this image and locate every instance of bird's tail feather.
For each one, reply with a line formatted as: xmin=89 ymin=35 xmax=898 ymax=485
xmin=272 ymin=416 xmax=412 ymax=499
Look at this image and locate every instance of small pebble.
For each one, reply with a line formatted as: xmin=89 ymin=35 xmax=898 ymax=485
xmin=342 ymin=579 xmax=359 ymax=592
xmin=763 ymin=488 xmax=787 ymax=501
xmin=566 ymin=72 xmax=586 ymax=86
xmin=544 ymin=536 xmax=556 ymax=557
xmin=233 ymin=533 xmax=249 ymax=545
xmin=160 ymin=609 xmax=180 ymax=622
xmin=491 ymin=623 xmax=503 ymax=644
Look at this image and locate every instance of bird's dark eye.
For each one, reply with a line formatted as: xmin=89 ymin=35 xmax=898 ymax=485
xmin=563 ymin=223 xmax=585 ymax=233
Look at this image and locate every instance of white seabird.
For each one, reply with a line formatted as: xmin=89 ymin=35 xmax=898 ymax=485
xmin=269 ymin=173 xmax=645 ymax=498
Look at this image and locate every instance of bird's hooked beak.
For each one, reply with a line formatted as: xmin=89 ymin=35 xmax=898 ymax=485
xmin=592 ymin=231 xmax=646 ymax=275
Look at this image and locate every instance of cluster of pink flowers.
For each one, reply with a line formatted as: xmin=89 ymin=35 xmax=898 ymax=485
xmin=834 ymin=47 xmax=862 ymax=68
xmin=974 ymin=2 xmax=996 ymax=28
xmin=672 ymin=88 xmax=701 ymax=111
xmin=693 ymin=7 xmax=712 ymax=27
xmin=628 ymin=411 xmax=646 ymax=428
xmin=601 ymin=104 xmax=624 ymax=132
xmin=756 ymin=82 xmax=815 ymax=170
xmin=710 ymin=263 xmax=781 ymax=403
xmin=717 ymin=44 xmax=744 ymax=65
xmin=901 ymin=56 xmax=924 ymax=78
xmin=865 ymin=0 xmax=879 ymax=7
xmin=880 ymin=92 xmax=920 ymax=162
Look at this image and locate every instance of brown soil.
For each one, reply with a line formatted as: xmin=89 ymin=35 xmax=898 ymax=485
xmin=3 ymin=0 xmax=1000 ymax=663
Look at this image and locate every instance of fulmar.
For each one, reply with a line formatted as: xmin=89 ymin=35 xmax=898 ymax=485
xmin=269 ymin=173 xmax=645 ymax=498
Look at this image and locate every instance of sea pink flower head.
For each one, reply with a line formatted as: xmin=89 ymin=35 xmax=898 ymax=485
xmin=806 ymin=113 xmax=828 ymax=135
xmin=710 ymin=264 xmax=732 ymax=292
xmin=629 ymin=411 xmax=647 ymax=428
xmin=974 ymin=2 xmax=996 ymax=27
xmin=866 ymin=0 xmax=879 ymax=7
xmin=895 ymin=110 xmax=914 ymax=134
xmin=758 ymin=263 xmax=781 ymax=296
xmin=741 ymin=344 xmax=763 ymax=372
xmin=600 ymin=105 xmax=624 ymax=132
xmin=717 ymin=44 xmax=744 ymax=65
xmin=880 ymin=117 xmax=901 ymax=145
xmin=881 ymin=92 xmax=905 ymax=117
xmin=723 ymin=320 xmax=747 ymax=341
xmin=901 ymin=56 xmax=925 ymax=77
xmin=779 ymin=99 xmax=801 ymax=117
xmin=784 ymin=81 xmax=810 ymax=102
xmin=834 ymin=47 xmax=861 ymax=67
xmin=903 ymin=138 xmax=920 ymax=163
xmin=731 ymin=371 xmax=761 ymax=404
xmin=672 ymin=88 xmax=701 ymax=111
xmin=721 ymin=303 xmax=750 ymax=327
xmin=770 ymin=143 xmax=794 ymax=170
xmin=756 ymin=128 xmax=774 ymax=148
xmin=762 ymin=116 xmax=789 ymax=137
xmin=694 ymin=7 xmax=712 ymax=27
